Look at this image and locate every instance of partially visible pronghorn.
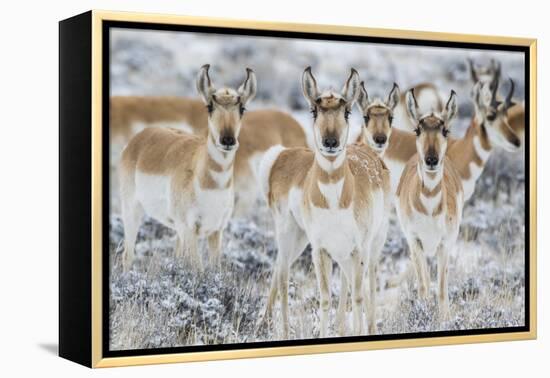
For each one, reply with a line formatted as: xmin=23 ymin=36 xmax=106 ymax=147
xmin=468 ymin=58 xmax=525 ymax=139
xmin=259 ymin=67 xmax=391 ymax=337
xmin=396 ymin=88 xmax=463 ymax=318
xmin=110 ymin=96 xmax=208 ymax=144
xmin=110 ymin=96 xmax=308 ymax=215
xmin=391 ymin=82 xmax=443 ymax=131
xmin=355 ymin=81 xmax=401 ymax=155
xmin=448 ymin=76 xmax=521 ymax=200
xmin=119 ymin=65 xmax=257 ymax=271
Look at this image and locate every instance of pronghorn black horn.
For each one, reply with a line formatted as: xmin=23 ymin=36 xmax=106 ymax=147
xmin=489 ymin=60 xmax=501 ymax=93
xmin=491 ymin=59 xmax=502 ymax=79
xmin=468 ymin=58 xmax=478 ymax=83
xmin=505 ymin=78 xmax=515 ymax=109
xmin=489 ymin=71 xmax=500 ymax=95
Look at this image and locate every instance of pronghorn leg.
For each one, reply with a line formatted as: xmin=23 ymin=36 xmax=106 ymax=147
xmin=410 ymin=239 xmax=429 ymax=300
xmin=176 ymin=224 xmax=202 ymax=271
xmin=365 ymin=223 xmax=386 ymax=335
xmin=271 ymin=216 xmax=307 ymax=339
xmin=207 ymin=231 xmax=223 ymax=267
xmin=256 ymin=249 xmax=281 ymax=332
xmin=278 ymin=256 xmax=291 ymax=339
xmin=120 ymin=199 xmax=143 ymax=273
xmin=335 ymin=270 xmax=348 ymax=336
xmin=350 ymin=251 xmax=365 ymax=335
xmin=366 ymin=257 xmax=377 ymax=335
xmin=437 ymin=243 xmax=450 ymax=321
xmin=313 ymin=248 xmax=332 ymax=338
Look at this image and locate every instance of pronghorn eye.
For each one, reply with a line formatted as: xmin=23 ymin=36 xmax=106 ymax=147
xmin=310 ymin=107 xmax=318 ymax=119
xmin=442 ymin=128 xmax=450 ymax=137
xmin=239 ymin=104 xmax=246 ymax=116
xmin=206 ymin=103 xmax=214 ymax=114
xmin=414 ymin=128 xmax=421 ymax=136
xmin=363 ymin=114 xmax=370 ymax=125
xmin=388 ymin=114 xmax=394 ymax=125
xmin=344 ymin=109 xmax=351 ymax=121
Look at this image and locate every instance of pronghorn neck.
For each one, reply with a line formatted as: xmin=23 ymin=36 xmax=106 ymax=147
xmin=463 ymin=115 xmax=493 ymax=176
xmin=200 ymin=133 xmax=236 ymax=189
xmin=415 ymin=161 xmax=443 ymax=216
xmin=310 ymin=149 xmax=350 ymax=209
xmin=417 ymin=161 xmax=443 ymax=191
xmin=313 ymin=149 xmax=348 ymax=181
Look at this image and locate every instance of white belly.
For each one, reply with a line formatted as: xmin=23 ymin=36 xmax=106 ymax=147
xmin=306 ymin=206 xmax=360 ymax=263
xmin=190 ymin=184 xmax=234 ymax=235
xmin=135 ymin=172 xmax=173 ymax=226
xmin=411 ymin=213 xmax=445 ymax=256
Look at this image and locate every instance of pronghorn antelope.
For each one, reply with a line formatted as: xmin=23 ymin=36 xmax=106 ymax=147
xmin=259 ymin=67 xmax=391 ymax=337
xmin=110 ymin=96 xmax=308 ymax=215
xmin=118 ymin=65 xmax=257 ymax=271
xmin=468 ymin=58 xmax=525 ymax=139
xmin=448 ymin=75 xmax=521 ymax=200
xmin=396 ymin=88 xmax=463 ymax=318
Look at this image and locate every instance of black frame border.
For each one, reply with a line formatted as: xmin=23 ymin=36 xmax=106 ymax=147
xmin=101 ymin=19 xmax=531 ymax=359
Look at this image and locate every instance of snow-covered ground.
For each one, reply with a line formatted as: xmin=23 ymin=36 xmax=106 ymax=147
xmin=108 ymin=28 xmax=525 ymax=350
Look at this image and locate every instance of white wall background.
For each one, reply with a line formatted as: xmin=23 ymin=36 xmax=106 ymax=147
xmin=0 ymin=0 xmax=546 ymax=376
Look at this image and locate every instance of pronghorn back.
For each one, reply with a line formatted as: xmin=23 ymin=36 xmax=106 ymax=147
xmin=120 ymin=127 xmax=203 ymax=178
xmin=111 ymin=96 xmax=208 ymax=141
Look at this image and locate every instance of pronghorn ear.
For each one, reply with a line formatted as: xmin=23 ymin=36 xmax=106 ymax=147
xmin=444 ymin=90 xmax=458 ymax=125
xmin=405 ymin=89 xmax=420 ymax=125
xmin=341 ymin=68 xmax=360 ymax=104
xmin=386 ymin=83 xmax=400 ymax=110
xmin=467 ymin=58 xmax=478 ymax=83
xmin=196 ymin=64 xmax=215 ymax=104
xmin=302 ymin=66 xmax=320 ymax=106
xmin=238 ymin=68 xmax=257 ymax=105
xmin=357 ymin=81 xmax=370 ymax=111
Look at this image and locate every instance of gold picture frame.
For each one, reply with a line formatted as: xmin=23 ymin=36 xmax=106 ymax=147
xmin=59 ymin=9 xmax=537 ymax=368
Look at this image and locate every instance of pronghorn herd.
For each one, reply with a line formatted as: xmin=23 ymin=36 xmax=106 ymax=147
xmin=114 ymin=59 xmax=524 ymax=337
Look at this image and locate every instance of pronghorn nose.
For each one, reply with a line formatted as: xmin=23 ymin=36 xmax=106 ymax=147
xmin=425 ymin=155 xmax=439 ymax=168
xmin=221 ymin=135 xmax=236 ymax=146
xmin=374 ymin=134 xmax=387 ymax=145
xmin=323 ymin=137 xmax=339 ymax=149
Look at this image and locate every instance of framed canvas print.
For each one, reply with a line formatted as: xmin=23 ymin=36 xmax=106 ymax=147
xmin=59 ymin=10 xmax=537 ymax=368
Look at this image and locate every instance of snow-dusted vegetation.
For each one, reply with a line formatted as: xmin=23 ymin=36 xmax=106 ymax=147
xmin=109 ymin=28 xmax=525 ymax=350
